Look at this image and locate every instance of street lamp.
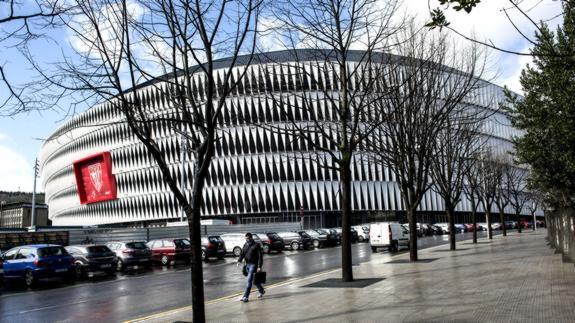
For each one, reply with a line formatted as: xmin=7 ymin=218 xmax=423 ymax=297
xmin=31 ymin=158 xmax=39 ymax=230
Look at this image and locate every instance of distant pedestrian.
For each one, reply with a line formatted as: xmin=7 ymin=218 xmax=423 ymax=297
xmin=237 ymin=232 xmax=265 ymax=302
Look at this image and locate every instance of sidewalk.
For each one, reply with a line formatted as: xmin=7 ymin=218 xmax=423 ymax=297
xmin=132 ymin=230 xmax=575 ymax=322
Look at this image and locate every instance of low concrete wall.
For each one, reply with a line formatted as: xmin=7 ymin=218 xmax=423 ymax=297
xmin=546 ymin=208 xmax=575 ymax=262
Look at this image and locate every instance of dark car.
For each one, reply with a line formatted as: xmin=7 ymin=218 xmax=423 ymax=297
xmin=277 ymin=232 xmax=312 ymax=250
xmin=1 ymin=244 xmax=75 ymax=287
xmin=255 ymin=232 xmax=285 ymax=253
xmin=147 ymin=238 xmax=191 ymax=266
xmin=303 ymin=230 xmax=329 ymax=248
xmin=316 ymin=229 xmax=339 ymax=246
xmin=201 ymin=236 xmax=226 ymax=261
xmin=324 ymin=228 xmax=341 ymax=244
xmin=106 ymin=241 xmax=152 ymax=271
xmin=65 ymin=245 xmax=117 ymax=278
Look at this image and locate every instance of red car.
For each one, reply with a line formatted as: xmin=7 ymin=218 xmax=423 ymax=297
xmin=146 ymin=238 xmax=191 ymax=266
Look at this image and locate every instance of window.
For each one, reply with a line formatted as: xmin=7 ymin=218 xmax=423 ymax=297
xmin=17 ymin=248 xmax=32 ymax=259
xmin=3 ymin=248 xmax=18 ymax=260
xmin=38 ymin=247 xmax=67 ymax=257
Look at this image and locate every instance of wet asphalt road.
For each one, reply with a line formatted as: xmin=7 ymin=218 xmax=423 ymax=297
xmin=0 ymin=231 xmax=499 ymax=323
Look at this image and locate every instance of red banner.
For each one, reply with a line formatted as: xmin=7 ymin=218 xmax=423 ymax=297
xmin=73 ymin=152 xmax=117 ymax=204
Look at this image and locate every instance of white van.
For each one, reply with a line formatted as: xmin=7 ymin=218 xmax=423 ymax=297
xmin=370 ymin=222 xmax=409 ymax=252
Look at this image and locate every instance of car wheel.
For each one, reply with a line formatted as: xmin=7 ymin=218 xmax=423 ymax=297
xmin=291 ymin=241 xmax=299 ymax=250
xmin=75 ymin=263 xmax=84 ymax=279
xmin=161 ymin=255 xmax=170 ymax=266
xmin=263 ymin=244 xmax=270 ymax=254
xmin=25 ymin=269 xmax=37 ymax=288
xmin=313 ymin=240 xmax=320 ymax=248
xmin=371 ymin=246 xmax=377 ymax=252
xmin=233 ymin=247 xmax=242 ymax=257
xmin=201 ymin=250 xmax=207 ymax=262
xmin=117 ymin=259 xmax=124 ymax=271
xmin=358 ymin=236 xmax=365 ymax=242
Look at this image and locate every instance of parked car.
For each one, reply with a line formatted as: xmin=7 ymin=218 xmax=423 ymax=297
xmin=0 ymin=252 xmax=4 ymax=284
xmin=314 ymin=229 xmax=338 ymax=247
xmin=220 ymin=233 xmax=246 ymax=257
xmin=254 ymin=232 xmax=285 ymax=253
xmin=491 ymin=222 xmax=503 ymax=230
xmin=201 ymin=236 xmax=226 ymax=261
xmin=303 ymin=230 xmax=330 ymax=248
xmin=65 ymin=245 xmax=117 ymax=278
xmin=322 ymin=228 xmax=341 ymax=244
xmin=1 ymin=244 xmax=75 ymax=287
xmin=370 ymin=223 xmax=409 ymax=252
xmin=430 ymin=225 xmax=444 ymax=235
xmin=476 ymin=223 xmax=489 ymax=231
xmin=464 ymin=223 xmax=474 ymax=232
xmin=504 ymin=221 xmax=517 ymax=229
xmin=106 ymin=241 xmax=152 ymax=271
xmin=277 ymin=232 xmax=312 ymax=250
xmin=352 ymin=225 xmax=370 ymax=242
xmin=333 ymin=228 xmax=359 ymax=243
xmin=520 ymin=220 xmax=533 ymax=229
xmin=420 ymin=223 xmax=435 ymax=236
xmin=146 ymin=238 xmax=191 ymax=266
xmin=435 ymin=223 xmax=450 ymax=234
xmin=454 ymin=224 xmax=466 ymax=233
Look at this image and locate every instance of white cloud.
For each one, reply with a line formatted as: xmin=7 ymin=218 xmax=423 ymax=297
xmin=0 ymin=144 xmax=33 ymax=192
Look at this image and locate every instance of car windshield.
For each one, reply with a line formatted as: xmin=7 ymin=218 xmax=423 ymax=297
xmin=175 ymin=239 xmax=190 ymax=247
xmin=126 ymin=242 xmax=147 ymax=249
xmin=38 ymin=246 xmax=68 ymax=257
xmin=306 ymin=230 xmax=319 ymax=237
xmin=268 ymin=233 xmax=280 ymax=239
xmin=207 ymin=237 xmax=221 ymax=243
xmin=299 ymin=232 xmax=311 ymax=238
xmin=87 ymin=246 xmax=111 ymax=253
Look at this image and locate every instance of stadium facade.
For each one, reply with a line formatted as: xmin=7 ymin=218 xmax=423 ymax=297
xmin=40 ymin=49 xmax=533 ymax=227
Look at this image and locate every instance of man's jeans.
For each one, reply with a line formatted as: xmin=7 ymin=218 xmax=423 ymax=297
xmin=243 ymin=263 xmax=264 ymax=298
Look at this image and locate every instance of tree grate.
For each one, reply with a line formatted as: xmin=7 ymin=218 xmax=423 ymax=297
xmin=385 ymin=258 xmax=438 ymax=264
xmin=303 ymin=278 xmax=384 ymax=288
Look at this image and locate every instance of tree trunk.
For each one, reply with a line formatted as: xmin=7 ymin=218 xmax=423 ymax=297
xmin=407 ymin=208 xmax=418 ymax=261
xmin=472 ymin=210 xmax=477 ymax=244
xmin=500 ymin=209 xmax=507 ymax=236
xmin=447 ymin=205 xmax=456 ymax=250
xmin=486 ymin=209 xmax=493 ymax=240
xmin=340 ymin=158 xmax=353 ymax=282
xmin=517 ymin=212 xmax=522 ymax=233
xmin=187 ymin=202 xmax=205 ymax=323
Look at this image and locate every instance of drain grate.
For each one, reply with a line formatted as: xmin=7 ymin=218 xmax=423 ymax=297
xmin=303 ymin=278 xmax=384 ymax=288
xmin=385 ymin=258 xmax=438 ymax=264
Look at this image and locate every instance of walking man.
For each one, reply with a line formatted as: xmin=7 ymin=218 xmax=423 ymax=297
xmin=237 ymin=232 xmax=265 ymax=302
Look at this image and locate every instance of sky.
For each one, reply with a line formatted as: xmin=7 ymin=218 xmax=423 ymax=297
xmin=0 ymin=0 xmax=564 ymax=192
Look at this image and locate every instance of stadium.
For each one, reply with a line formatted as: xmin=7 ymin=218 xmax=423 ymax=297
xmin=39 ymin=49 xmax=531 ymax=227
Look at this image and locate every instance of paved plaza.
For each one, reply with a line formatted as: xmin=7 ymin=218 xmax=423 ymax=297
xmin=131 ymin=230 xmax=575 ymax=323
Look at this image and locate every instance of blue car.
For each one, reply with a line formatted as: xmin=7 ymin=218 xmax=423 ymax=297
xmin=1 ymin=244 xmax=75 ymax=287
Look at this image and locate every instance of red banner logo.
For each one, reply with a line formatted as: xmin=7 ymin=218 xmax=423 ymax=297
xmin=73 ymin=152 xmax=117 ymax=204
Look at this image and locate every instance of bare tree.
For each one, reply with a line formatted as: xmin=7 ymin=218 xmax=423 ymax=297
xmin=426 ymin=0 xmax=567 ymax=57
xmin=506 ymin=165 xmax=530 ymax=233
xmin=28 ymin=0 xmax=261 ymax=321
xmin=369 ymin=27 xmax=485 ymax=261
xmin=494 ymin=161 xmax=510 ymax=236
xmin=476 ymin=150 xmax=500 ymax=240
xmin=463 ymin=152 xmax=483 ymax=244
xmin=265 ymin=0 xmax=401 ymax=280
xmin=430 ymin=109 xmax=486 ymax=250
xmin=527 ymin=188 xmax=545 ymax=230
xmin=0 ymin=0 xmax=70 ymax=115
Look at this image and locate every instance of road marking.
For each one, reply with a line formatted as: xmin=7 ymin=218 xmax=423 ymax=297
xmin=123 ymin=268 xmax=341 ymax=323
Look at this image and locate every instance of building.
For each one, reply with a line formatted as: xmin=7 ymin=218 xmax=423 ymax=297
xmin=39 ymin=49 xmax=535 ymax=227
xmin=0 ymin=202 xmax=49 ymax=228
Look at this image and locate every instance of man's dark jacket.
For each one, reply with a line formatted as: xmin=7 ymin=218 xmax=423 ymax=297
xmin=238 ymin=240 xmax=263 ymax=268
